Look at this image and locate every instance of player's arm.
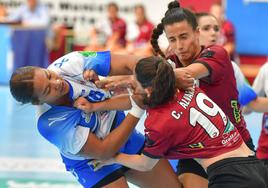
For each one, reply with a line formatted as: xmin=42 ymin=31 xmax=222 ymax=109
xmin=247 ymin=97 xmax=268 ymax=112
xmin=91 ymin=153 xmax=159 ymax=172
xmin=109 ymin=53 xmax=142 ymax=75
xmin=74 ymin=94 xmax=131 ymax=113
xmin=174 ymin=63 xmax=209 ymax=80
xmin=114 ymin=153 xmax=159 ymax=171
xmin=78 ymin=113 xmax=141 ymax=160
xmin=78 ymin=96 xmax=144 ymax=160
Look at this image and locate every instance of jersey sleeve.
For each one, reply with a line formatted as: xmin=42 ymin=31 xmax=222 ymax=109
xmin=232 ymin=62 xmax=257 ymax=105
xmin=37 ymin=106 xmax=98 ymax=155
xmin=252 ymin=63 xmax=268 ymax=97
xmin=193 ymin=45 xmax=229 ymax=84
xmin=48 ymin=51 xmax=111 ymax=79
xmin=142 ymin=130 xmax=171 ymax=159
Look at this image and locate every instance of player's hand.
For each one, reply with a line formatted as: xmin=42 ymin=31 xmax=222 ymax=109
xmin=83 ymin=70 xmax=100 ymax=83
xmin=89 ymin=158 xmax=116 ymax=171
xmin=165 ymin=45 xmax=175 ymax=57
xmin=174 ymin=68 xmax=195 ymax=91
xmin=74 ymin=97 xmax=94 ymax=112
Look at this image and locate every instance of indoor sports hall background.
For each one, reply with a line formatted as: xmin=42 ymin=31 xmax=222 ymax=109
xmin=0 ymin=0 xmax=268 ymax=187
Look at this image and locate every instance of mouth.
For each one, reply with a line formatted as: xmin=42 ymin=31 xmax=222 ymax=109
xmin=179 ymin=52 xmax=187 ymax=56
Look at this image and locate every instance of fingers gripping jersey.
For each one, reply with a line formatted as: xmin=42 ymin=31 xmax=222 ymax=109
xmin=143 ymin=87 xmax=243 ymax=159
xmin=37 ymin=51 xmax=116 ymax=160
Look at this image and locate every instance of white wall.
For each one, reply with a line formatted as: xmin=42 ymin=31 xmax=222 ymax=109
xmin=2 ymin=0 xmax=170 ymax=47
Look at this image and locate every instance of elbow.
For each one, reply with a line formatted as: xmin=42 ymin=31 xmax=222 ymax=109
xmin=137 ymin=161 xmax=154 ymax=172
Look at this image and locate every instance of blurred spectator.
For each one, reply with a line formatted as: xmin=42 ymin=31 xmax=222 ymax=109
xmin=210 ymin=2 xmax=236 ymax=61
xmin=0 ymin=0 xmax=49 ymax=27
xmin=125 ymin=4 xmax=154 ymax=56
xmin=85 ymin=2 xmax=126 ymax=52
xmin=0 ymin=4 xmax=7 ymax=18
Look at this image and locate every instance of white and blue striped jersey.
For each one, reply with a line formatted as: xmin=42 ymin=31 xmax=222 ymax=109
xmin=36 ymin=51 xmax=115 ymax=160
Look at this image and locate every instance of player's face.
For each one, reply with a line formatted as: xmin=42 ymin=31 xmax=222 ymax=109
xmin=33 ymin=68 xmax=69 ymax=104
xmin=165 ymin=20 xmax=200 ymax=65
xmin=198 ymin=15 xmax=220 ymax=46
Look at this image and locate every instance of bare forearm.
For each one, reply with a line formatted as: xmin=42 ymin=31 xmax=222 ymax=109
xmin=248 ymin=97 xmax=268 ymax=112
xmin=110 ymin=54 xmax=143 ymax=75
xmin=114 ymin=153 xmax=156 ymax=171
xmin=93 ymin=95 xmax=131 ymax=111
xmin=99 ymin=114 xmax=140 ymax=159
xmin=183 ymin=63 xmax=209 ymax=79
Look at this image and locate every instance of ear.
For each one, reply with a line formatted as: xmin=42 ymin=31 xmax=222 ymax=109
xmin=195 ymin=27 xmax=200 ymax=36
xmin=144 ymin=87 xmax=153 ymax=98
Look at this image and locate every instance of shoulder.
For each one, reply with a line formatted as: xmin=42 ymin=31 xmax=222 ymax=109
xmin=200 ymin=45 xmax=229 ymax=59
xmin=146 ymin=107 xmax=174 ymax=130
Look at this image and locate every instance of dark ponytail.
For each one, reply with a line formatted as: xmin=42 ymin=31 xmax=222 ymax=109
xmin=167 ymin=0 xmax=180 ymax=10
xmin=151 ymin=22 xmax=165 ymax=58
xmin=150 ymin=0 xmax=197 ymax=57
xmin=135 ymin=56 xmax=176 ymax=108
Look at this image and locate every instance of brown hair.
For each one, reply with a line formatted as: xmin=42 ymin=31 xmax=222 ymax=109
xmin=135 ymin=56 xmax=176 ymax=108
xmin=151 ymin=0 xmax=198 ymax=58
xmin=9 ymin=66 xmax=39 ymax=104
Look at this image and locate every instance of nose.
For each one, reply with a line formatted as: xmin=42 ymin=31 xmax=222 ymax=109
xmin=51 ymin=79 xmax=61 ymax=90
xmin=176 ymin=40 xmax=183 ymax=51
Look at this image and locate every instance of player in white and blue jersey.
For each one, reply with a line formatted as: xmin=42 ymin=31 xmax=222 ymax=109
xmin=9 ymin=51 xmax=180 ymax=188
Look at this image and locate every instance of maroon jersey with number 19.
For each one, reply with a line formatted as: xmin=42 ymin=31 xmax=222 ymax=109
xmin=142 ymin=87 xmax=243 ymax=159
xmin=168 ymin=45 xmax=251 ymax=144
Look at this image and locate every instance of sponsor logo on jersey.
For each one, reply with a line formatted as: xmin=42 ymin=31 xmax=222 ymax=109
xmin=221 ymin=132 xmax=239 ymax=145
xmin=223 ymin=119 xmax=235 ymax=134
xmin=54 ymin=57 xmax=69 ymax=68
xmin=79 ymin=51 xmax=97 ymax=58
xmin=231 ymin=100 xmax=241 ymax=123
xmin=189 ymin=142 xmax=204 ymax=148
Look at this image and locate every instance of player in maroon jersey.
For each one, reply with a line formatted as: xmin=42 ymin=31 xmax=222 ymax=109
xmin=87 ymin=56 xmax=267 ymax=188
xmin=149 ymin=1 xmax=255 ymax=187
xmin=80 ymin=1 xmax=255 ymax=186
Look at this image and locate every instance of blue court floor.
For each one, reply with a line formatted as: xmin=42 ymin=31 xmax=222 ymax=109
xmin=0 ymin=85 xmax=263 ymax=188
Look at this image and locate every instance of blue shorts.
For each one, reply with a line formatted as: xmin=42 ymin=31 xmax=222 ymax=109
xmin=61 ymin=111 xmax=145 ymax=188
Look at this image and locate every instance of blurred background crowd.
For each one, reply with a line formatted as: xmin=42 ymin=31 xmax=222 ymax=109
xmin=0 ymin=0 xmax=267 ymax=84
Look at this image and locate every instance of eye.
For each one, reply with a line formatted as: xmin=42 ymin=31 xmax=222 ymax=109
xmin=214 ymin=26 xmax=220 ymax=32
xmin=202 ymin=26 xmax=210 ymax=31
xmin=169 ymin=38 xmax=176 ymax=43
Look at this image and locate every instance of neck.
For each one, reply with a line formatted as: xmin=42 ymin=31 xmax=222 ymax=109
xmin=52 ymin=94 xmax=73 ymax=107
